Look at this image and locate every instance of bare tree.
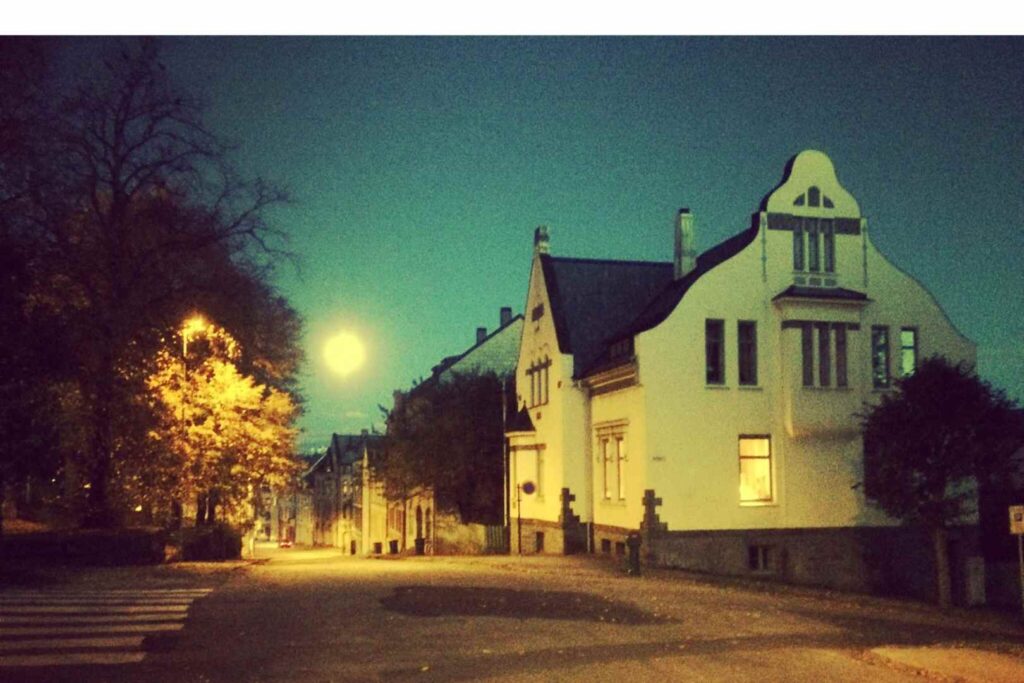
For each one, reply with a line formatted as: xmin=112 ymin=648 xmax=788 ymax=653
xmin=9 ymin=39 xmax=297 ymax=527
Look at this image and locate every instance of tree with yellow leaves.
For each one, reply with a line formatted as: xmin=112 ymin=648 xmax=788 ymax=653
xmin=141 ymin=319 xmax=301 ymax=527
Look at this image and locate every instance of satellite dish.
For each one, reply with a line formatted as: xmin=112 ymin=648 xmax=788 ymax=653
xmin=521 ymin=481 xmax=536 ymax=495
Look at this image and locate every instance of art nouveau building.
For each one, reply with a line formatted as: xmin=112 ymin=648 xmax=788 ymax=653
xmin=508 ymin=151 xmax=978 ymax=595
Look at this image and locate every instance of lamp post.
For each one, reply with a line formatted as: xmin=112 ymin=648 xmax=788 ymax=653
xmin=179 ymin=315 xmax=206 ymax=528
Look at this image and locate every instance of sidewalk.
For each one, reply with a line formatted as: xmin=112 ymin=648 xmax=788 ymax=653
xmin=872 ymin=646 xmax=1024 ymax=683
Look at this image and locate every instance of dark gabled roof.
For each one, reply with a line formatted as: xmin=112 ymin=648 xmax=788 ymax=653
xmin=758 ymin=154 xmax=799 ymax=211
xmin=415 ymin=313 xmax=525 ymax=396
xmin=505 ymin=406 xmax=536 ymax=434
xmin=623 ymin=226 xmax=759 ymax=337
xmin=308 ymin=432 xmax=383 ymax=476
xmin=540 ymin=255 xmax=674 ymax=376
xmin=579 ymin=225 xmax=760 ymax=378
xmin=772 ymin=285 xmax=869 ymax=302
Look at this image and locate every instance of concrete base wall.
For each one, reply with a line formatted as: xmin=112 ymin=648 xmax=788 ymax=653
xmin=648 ymin=525 xmax=982 ymax=605
xmin=512 ymin=518 xmax=564 ymax=555
xmin=593 ymin=524 xmax=633 ymax=558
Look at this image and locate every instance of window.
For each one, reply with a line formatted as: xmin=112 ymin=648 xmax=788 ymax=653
xmin=817 ymin=323 xmax=831 ymax=387
xmin=748 ymin=545 xmax=773 ymax=572
xmin=793 ymin=218 xmax=835 ymax=275
xmin=822 ymin=220 xmax=835 ymax=273
xmin=900 ymin=328 xmax=918 ymax=376
xmin=835 ymin=325 xmax=848 ymax=387
xmin=799 ymin=322 xmax=850 ymax=388
xmin=527 ymin=357 xmax=551 ymax=407
xmin=616 ymin=436 xmax=626 ymax=500
xmin=807 ymin=219 xmax=820 ymax=272
xmin=793 ymin=223 xmax=805 ymax=270
xmin=801 ymin=324 xmax=814 ymax=387
xmin=738 ymin=321 xmax=758 ymax=386
xmin=808 ymin=186 xmax=821 ymax=207
xmin=598 ymin=427 xmax=627 ymax=502
xmin=706 ymin=319 xmax=725 ymax=385
xmin=739 ymin=436 xmax=773 ymax=504
xmin=872 ymin=326 xmax=890 ymax=388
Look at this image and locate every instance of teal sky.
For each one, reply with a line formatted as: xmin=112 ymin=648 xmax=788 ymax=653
xmin=69 ymin=37 xmax=1024 ymax=450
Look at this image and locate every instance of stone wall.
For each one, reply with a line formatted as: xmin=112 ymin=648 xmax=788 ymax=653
xmin=433 ymin=519 xmax=506 ymax=554
xmin=647 ymin=524 xmax=983 ymax=605
xmin=511 ymin=518 xmax=563 ymax=555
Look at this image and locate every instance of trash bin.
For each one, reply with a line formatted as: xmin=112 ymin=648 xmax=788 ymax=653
xmin=415 ymin=537 xmax=425 ymax=555
xmin=389 ymin=539 xmax=399 ymax=554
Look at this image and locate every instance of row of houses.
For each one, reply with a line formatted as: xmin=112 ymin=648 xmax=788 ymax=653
xmin=269 ymin=307 xmax=523 ymax=556
xmin=275 ymin=150 xmax=1017 ymax=605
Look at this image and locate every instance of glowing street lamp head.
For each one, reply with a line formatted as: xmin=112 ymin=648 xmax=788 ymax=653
xmin=183 ymin=315 xmax=207 ymax=338
xmin=324 ymin=331 xmax=366 ymax=377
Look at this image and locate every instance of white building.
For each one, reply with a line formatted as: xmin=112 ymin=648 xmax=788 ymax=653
xmin=508 ymin=150 xmax=978 ymax=597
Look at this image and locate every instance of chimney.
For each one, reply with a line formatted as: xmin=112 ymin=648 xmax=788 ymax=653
xmin=674 ymin=208 xmax=697 ymax=279
xmin=534 ymin=225 xmax=550 ymax=255
xmin=500 ymin=306 xmax=512 ymax=327
xmin=476 ymin=327 xmax=487 ymax=344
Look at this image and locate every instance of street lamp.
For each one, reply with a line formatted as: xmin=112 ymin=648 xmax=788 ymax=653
xmin=182 ymin=315 xmax=207 ymax=358
xmin=176 ymin=314 xmax=207 ymax=529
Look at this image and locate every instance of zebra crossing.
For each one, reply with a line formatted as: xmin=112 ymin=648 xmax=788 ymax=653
xmin=0 ymin=587 xmax=212 ymax=668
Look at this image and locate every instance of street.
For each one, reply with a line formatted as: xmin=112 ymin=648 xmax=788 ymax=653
xmin=3 ymin=544 xmax=1024 ymax=682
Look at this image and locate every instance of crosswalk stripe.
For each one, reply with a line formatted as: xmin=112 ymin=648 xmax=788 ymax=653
xmin=0 ymin=605 xmax=191 ymax=614
xmin=0 ymin=600 xmax=196 ymax=608
xmin=2 ymin=588 xmax=212 ymax=593
xmin=1 ymin=614 xmax=186 ymax=625
xmin=0 ymin=591 xmax=211 ymax=598
xmin=0 ymin=652 xmax=147 ymax=667
xmin=0 ymin=588 xmax=212 ymax=668
xmin=1 ymin=622 xmax=185 ymax=636
xmin=0 ymin=636 xmax=144 ymax=652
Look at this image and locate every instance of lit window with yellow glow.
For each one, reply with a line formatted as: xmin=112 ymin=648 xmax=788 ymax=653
xmin=739 ymin=436 xmax=772 ymax=504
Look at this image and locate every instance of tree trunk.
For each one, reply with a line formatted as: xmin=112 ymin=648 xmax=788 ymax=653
xmin=83 ymin=351 xmax=116 ymax=529
xmin=932 ymin=526 xmax=952 ymax=609
xmin=196 ymin=493 xmax=208 ymax=526
xmin=207 ymin=489 xmax=218 ymax=524
xmin=0 ymin=473 xmax=5 ymax=540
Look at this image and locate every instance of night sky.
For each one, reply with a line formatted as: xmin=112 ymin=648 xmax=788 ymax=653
xmin=60 ymin=37 xmax=1024 ymax=450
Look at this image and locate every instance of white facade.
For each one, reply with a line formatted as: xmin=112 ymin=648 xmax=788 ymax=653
xmin=508 ymin=150 xmax=975 ymax=551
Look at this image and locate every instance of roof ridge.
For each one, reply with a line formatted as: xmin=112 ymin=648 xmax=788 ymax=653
xmin=547 ymin=255 xmax=674 ymax=268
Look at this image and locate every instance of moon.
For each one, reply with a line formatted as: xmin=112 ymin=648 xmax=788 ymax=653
xmin=324 ymin=331 xmax=366 ymax=376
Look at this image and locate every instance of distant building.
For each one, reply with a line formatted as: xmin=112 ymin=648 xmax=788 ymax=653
xmin=508 ymin=150 xmax=981 ymax=601
xmin=380 ymin=307 xmax=523 ymax=555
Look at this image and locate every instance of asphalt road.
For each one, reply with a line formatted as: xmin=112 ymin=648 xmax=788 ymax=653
xmin=5 ymin=544 xmax=1024 ymax=682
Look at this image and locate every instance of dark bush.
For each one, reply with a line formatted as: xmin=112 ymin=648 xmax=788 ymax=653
xmin=0 ymin=528 xmax=166 ymax=566
xmin=179 ymin=523 xmax=242 ymax=561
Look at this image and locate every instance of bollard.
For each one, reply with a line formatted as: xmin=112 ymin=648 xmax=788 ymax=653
xmin=626 ymin=531 xmax=642 ymax=576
